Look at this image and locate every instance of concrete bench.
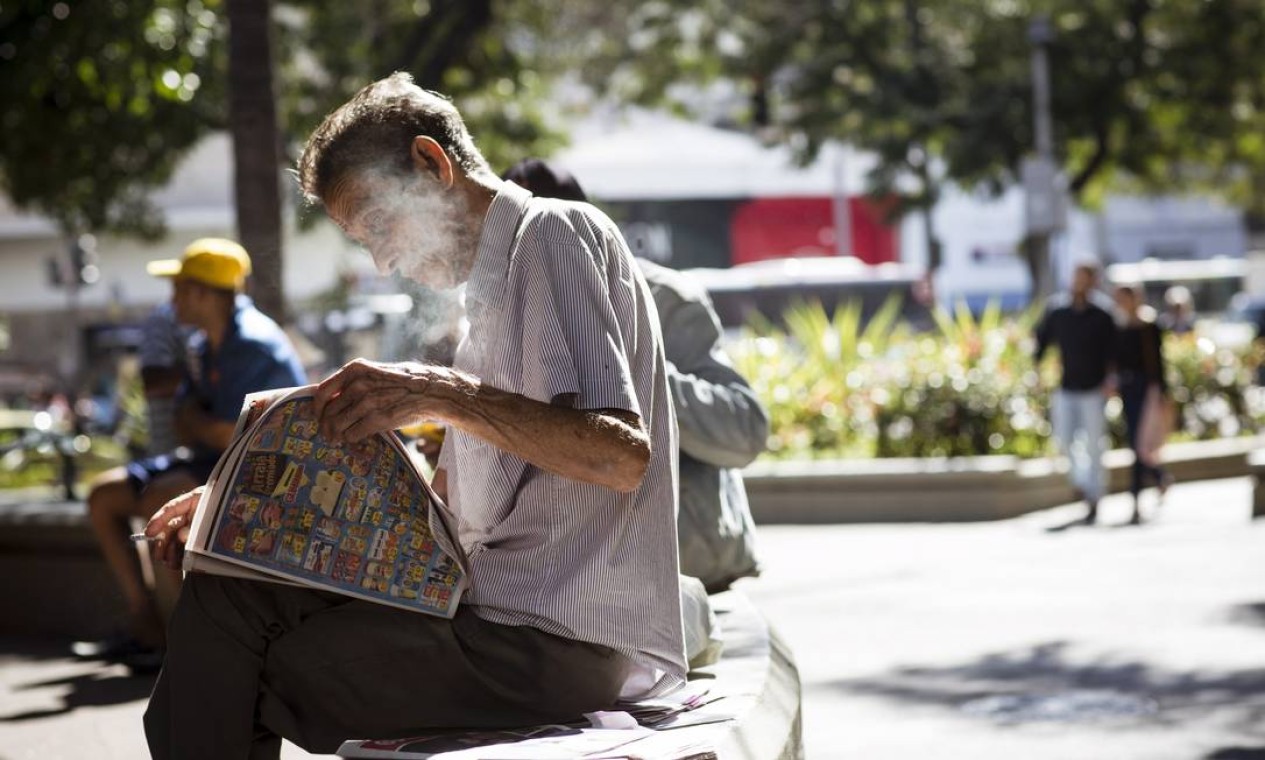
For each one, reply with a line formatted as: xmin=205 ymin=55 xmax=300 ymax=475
xmin=677 ymin=590 xmax=802 ymax=759
xmin=0 ymin=499 xmax=804 ymax=759
xmin=0 ymin=496 xmax=126 ymax=638
xmin=334 ymin=590 xmax=803 ymax=760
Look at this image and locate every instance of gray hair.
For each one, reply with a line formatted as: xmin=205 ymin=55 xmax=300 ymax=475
xmin=297 ymin=72 xmax=489 ymax=203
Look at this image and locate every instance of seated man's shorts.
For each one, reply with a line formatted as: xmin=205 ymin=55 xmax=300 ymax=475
xmin=125 ymin=450 xmax=219 ymax=496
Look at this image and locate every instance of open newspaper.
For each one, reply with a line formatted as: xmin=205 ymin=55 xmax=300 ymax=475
xmin=182 ymin=385 xmax=466 ymax=618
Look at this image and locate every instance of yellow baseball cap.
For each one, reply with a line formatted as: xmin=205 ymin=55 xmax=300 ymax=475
xmin=147 ymin=238 xmax=252 ymax=292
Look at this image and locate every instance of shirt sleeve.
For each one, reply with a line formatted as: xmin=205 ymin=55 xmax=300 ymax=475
xmin=139 ymin=307 xmax=184 ymax=370
xmin=663 ymin=299 xmax=769 ymax=468
xmin=208 ymin=346 xmax=300 ymax=422
xmin=515 ymin=224 xmax=640 ymax=417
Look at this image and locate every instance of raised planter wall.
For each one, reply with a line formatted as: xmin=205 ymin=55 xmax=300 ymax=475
xmin=745 ymin=436 xmax=1264 ymax=524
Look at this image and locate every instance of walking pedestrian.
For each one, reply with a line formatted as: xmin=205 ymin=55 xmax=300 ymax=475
xmin=1034 ymin=260 xmax=1118 ymax=524
xmin=1113 ymin=284 xmax=1174 ymax=524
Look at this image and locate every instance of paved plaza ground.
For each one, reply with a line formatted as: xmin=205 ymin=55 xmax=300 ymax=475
xmin=746 ymin=476 xmax=1265 ymax=760
xmin=1 ymin=476 xmax=1262 ymax=759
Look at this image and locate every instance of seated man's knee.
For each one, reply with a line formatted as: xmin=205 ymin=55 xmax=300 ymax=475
xmin=140 ymin=470 xmax=199 ymax=518
xmin=86 ymin=467 xmax=138 ymax=517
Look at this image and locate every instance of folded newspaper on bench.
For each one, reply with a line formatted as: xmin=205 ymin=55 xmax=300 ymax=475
xmin=337 ymin=684 xmax=726 ymax=759
xmin=182 ymin=385 xmax=466 ymax=618
xmin=336 ymin=725 xmax=717 ymax=760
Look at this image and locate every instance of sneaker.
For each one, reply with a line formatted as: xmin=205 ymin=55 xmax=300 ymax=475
xmin=71 ymin=633 xmax=158 ymax=662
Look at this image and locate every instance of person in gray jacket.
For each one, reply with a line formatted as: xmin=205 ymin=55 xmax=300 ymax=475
xmin=637 ymin=259 xmax=768 ymax=591
xmin=503 ymin=159 xmax=769 ymax=591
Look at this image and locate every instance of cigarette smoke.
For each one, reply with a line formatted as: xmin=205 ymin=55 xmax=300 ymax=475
xmin=348 ymin=167 xmax=472 ymax=365
xmin=351 ymin=167 xmax=475 ymax=291
xmin=389 ymin=282 xmax=466 ymax=365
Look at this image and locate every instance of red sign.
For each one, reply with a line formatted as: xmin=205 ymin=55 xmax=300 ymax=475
xmin=730 ymin=196 xmax=899 ymax=266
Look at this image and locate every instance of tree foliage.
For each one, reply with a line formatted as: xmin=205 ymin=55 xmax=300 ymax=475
xmin=9 ymin=0 xmax=1265 ymax=247
xmin=0 ymin=0 xmax=565 ymax=239
xmin=0 ymin=0 xmax=226 ymax=237
xmin=578 ymin=0 xmax=1265 ymax=216
xmin=275 ymin=0 xmax=566 ymax=177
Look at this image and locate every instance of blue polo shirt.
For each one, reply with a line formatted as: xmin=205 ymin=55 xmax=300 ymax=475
xmin=127 ymin=297 xmax=306 ymax=494
xmin=183 ymin=296 xmax=307 ymax=456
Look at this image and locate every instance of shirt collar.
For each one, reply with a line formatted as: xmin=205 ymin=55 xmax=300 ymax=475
xmin=465 ymin=181 xmax=533 ymax=308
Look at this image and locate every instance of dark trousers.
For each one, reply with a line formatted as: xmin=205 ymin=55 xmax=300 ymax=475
xmin=1120 ymin=377 xmax=1167 ymax=497
xmin=144 ymin=573 xmax=630 ymax=759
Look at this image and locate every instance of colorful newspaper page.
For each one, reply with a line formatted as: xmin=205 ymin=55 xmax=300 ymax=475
xmin=185 ymin=387 xmax=464 ymax=618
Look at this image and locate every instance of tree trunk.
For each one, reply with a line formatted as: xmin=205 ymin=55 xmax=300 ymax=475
xmin=227 ymin=0 xmax=285 ymax=322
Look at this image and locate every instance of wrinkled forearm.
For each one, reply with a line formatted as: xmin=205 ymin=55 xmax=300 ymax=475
xmin=427 ymin=367 xmax=651 ymax=493
xmin=668 ymin=361 xmax=769 ymax=469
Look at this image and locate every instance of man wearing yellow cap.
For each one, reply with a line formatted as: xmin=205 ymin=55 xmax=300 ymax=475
xmin=74 ymin=238 xmax=306 ymax=670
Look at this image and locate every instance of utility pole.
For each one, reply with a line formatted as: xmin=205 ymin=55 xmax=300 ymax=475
xmin=1022 ymin=15 xmax=1065 ymax=301
xmin=47 ymin=234 xmax=99 ymax=392
xmin=832 ymin=148 xmax=853 ymax=258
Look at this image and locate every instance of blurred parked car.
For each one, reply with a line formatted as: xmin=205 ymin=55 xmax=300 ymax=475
xmin=1105 ymin=257 xmax=1246 ymax=316
xmin=684 ymin=256 xmax=932 ymax=331
xmin=1211 ymin=291 xmax=1265 ymax=350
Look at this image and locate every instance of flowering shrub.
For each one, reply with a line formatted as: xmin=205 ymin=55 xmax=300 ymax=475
xmin=729 ymin=300 xmax=1263 ymax=461
xmin=1158 ymin=332 xmax=1265 ymax=443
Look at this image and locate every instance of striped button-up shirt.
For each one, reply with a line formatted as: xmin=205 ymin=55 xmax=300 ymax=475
xmin=437 ymin=181 xmax=686 ymax=697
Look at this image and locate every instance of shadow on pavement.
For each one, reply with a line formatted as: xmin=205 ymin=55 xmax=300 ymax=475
xmin=0 ymin=635 xmax=85 ymax=663
xmin=1 ymin=669 xmax=155 ymax=722
xmin=1228 ymin=602 xmax=1265 ymax=628
xmin=825 ymin=640 xmax=1265 ymax=732
xmin=1044 ymin=516 xmax=1093 ymax=533
xmin=1206 ymin=749 xmax=1265 ymax=760
xmin=0 ymin=636 xmax=156 ymax=721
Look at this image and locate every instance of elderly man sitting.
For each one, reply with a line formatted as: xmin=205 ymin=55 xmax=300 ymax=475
xmin=141 ymin=74 xmax=686 ymax=760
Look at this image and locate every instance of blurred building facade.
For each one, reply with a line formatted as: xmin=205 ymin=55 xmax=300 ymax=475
xmin=0 ymin=111 xmax=1251 ymax=396
xmin=557 ymin=109 xmax=1249 ymax=313
xmin=0 ymin=133 xmax=355 ymax=396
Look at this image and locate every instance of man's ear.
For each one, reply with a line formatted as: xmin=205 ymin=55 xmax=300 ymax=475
xmin=411 ymin=136 xmax=455 ymax=189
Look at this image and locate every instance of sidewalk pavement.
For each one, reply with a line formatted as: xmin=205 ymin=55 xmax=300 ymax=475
xmin=2 ymin=477 xmax=1262 ymax=759
xmin=743 ymin=476 xmax=1265 ymax=760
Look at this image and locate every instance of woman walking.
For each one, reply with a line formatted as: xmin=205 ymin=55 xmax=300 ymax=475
xmin=1113 ymin=284 xmax=1174 ymax=524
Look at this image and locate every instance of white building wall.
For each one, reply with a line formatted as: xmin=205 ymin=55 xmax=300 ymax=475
xmin=0 ymin=133 xmax=353 ymax=315
xmin=1101 ymin=195 xmax=1248 ymax=262
xmin=0 ymin=224 xmax=353 ymax=313
xmin=906 ymin=186 xmax=1246 ymax=310
xmin=0 ymin=133 xmax=373 ymax=386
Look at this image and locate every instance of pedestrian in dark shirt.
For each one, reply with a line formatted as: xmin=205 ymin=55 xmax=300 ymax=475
xmin=1113 ymin=284 xmax=1173 ymax=524
xmin=1034 ymin=261 xmax=1118 ymax=524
